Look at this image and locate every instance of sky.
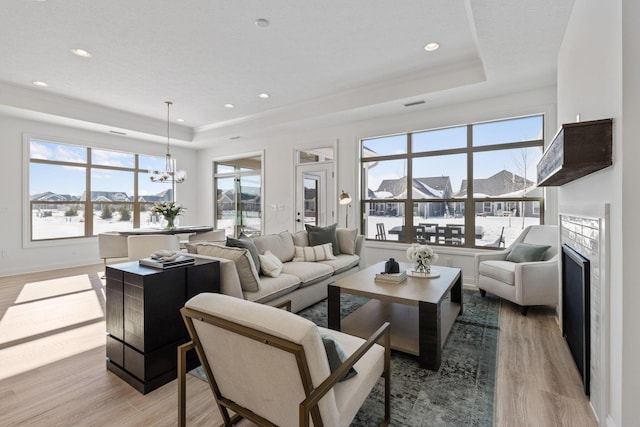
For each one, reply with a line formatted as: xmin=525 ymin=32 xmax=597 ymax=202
xmin=30 ymin=140 xmax=172 ymax=197
xmin=30 ymin=115 xmax=544 ymax=197
xmin=363 ymin=115 xmax=544 ymax=192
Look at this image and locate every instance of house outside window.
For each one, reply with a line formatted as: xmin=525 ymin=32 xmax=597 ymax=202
xmin=28 ymin=139 xmax=174 ymax=241
xmin=361 ymin=115 xmax=545 ymax=248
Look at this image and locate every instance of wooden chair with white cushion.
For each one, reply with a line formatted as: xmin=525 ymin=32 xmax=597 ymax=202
xmin=475 ymin=225 xmax=559 ymax=315
xmin=187 ymin=229 xmax=226 ymax=243
xmin=97 ymin=232 xmax=128 ymax=277
xmin=126 ymin=234 xmax=180 ymax=261
xmin=178 ymin=293 xmax=391 ymax=426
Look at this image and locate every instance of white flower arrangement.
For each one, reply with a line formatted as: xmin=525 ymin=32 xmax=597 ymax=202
xmin=406 ymin=243 xmax=438 ymax=265
xmin=150 ymin=201 xmax=186 ymax=220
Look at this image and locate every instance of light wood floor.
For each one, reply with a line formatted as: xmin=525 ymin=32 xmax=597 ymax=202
xmin=0 ymin=264 xmax=598 ymax=426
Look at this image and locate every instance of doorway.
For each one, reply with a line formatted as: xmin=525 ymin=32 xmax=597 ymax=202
xmin=294 ymin=148 xmax=335 ymax=231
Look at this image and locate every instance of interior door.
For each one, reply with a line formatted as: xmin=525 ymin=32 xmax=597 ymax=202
xmin=295 ymin=163 xmax=334 ymax=231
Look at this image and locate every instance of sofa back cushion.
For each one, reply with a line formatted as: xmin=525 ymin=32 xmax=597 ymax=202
xmin=253 ymin=231 xmax=296 ymax=263
xmin=336 ymin=228 xmax=358 ymax=255
xmin=195 ymin=243 xmax=261 ymax=292
xmin=292 ymin=230 xmax=309 ymax=247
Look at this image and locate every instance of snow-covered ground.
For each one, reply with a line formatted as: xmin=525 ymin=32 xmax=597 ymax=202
xmin=31 ymin=209 xmax=161 ymax=240
xmin=32 ymin=209 xmax=538 ymax=247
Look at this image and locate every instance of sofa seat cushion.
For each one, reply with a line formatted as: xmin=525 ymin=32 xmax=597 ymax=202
xmin=281 ymin=261 xmax=334 ymax=287
xmin=253 ymin=231 xmax=296 ymax=263
xmin=319 ymin=254 xmax=360 ymax=274
xmin=244 ymin=273 xmax=301 ymax=304
xmin=478 ymin=260 xmax=516 ymax=285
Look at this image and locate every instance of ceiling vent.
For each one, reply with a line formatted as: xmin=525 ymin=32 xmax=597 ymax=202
xmin=403 ymin=100 xmax=426 ymax=107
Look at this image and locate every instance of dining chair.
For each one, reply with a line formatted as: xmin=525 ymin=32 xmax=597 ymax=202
xmin=127 ymin=234 xmax=181 ymax=261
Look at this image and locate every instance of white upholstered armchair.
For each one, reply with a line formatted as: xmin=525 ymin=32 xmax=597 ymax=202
xmin=475 ymin=225 xmax=559 ymax=315
xmin=178 ymin=293 xmax=391 ymax=426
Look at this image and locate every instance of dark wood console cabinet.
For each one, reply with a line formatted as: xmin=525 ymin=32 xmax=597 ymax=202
xmin=105 ymin=258 xmax=219 ymax=394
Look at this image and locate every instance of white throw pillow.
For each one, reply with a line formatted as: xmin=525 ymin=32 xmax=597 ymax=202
xmin=292 ymin=243 xmax=337 ymax=262
xmin=259 ymin=250 xmax=283 ymax=277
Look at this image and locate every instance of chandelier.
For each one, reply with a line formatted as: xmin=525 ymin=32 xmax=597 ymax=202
xmin=150 ymin=101 xmax=187 ymax=184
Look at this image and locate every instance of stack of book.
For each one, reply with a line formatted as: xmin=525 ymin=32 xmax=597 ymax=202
xmin=139 ymin=255 xmax=195 ymax=269
xmin=374 ymin=270 xmax=407 ymax=283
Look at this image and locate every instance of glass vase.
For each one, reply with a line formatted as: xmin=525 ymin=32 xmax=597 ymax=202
xmin=414 ymin=260 xmax=431 ymax=274
xmin=162 ymin=215 xmax=179 ymax=230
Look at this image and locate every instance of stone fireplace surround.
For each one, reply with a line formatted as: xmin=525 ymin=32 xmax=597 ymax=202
xmin=559 ymin=204 xmax=610 ymax=424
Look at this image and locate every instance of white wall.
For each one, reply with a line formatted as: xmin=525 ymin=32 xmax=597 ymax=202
xmin=194 ymin=86 xmax=558 ymax=279
xmin=557 ymin=0 xmax=640 ymax=424
xmin=0 ymin=115 xmax=199 ymax=276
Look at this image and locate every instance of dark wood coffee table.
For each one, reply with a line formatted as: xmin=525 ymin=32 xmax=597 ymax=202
xmin=328 ymin=262 xmax=462 ymax=371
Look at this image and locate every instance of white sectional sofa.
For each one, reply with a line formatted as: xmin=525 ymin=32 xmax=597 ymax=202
xmin=186 ymin=228 xmax=365 ymax=312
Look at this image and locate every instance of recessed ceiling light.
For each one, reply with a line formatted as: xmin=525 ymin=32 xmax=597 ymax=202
xmin=71 ymin=48 xmax=92 ymax=58
xmin=258 ymin=93 xmax=270 ymax=99
xmin=32 ymin=81 xmax=48 ymax=87
xmin=224 ymin=103 xmax=235 ymax=109
xmin=176 ymin=118 xmax=185 ymax=122
xmin=424 ymin=42 xmax=440 ymax=52
xmin=255 ymin=18 xmax=270 ymax=28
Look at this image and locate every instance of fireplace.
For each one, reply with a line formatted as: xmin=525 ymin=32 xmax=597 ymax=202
xmin=562 ymin=243 xmax=591 ymax=395
xmin=559 ymin=206 xmax=608 ymax=421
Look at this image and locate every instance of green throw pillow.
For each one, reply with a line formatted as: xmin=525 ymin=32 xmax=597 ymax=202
xmin=320 ymin=333 xmax=357 ymax=381
xmin=306 ymin=223 xmax=341 ymax=255
xmin=506 ymin=243 xmax=551 ymax=263
xmin=227 ymin=235 xmax=260 ymax=270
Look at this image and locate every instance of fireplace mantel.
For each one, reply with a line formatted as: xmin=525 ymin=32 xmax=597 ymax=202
xmin=537 ymin=118 xmax=612 ymax=186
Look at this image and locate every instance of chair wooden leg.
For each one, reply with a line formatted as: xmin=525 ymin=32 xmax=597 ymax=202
xmin=520 ymin=306 xmax=529 ymax=316
xmin=101 ymin=258 xmax=107 ymax=279
xmin=383 ymin=326 xmax=391 ymax=426
xmin=479 ymin=289 xmax=486 ymax=297
xmin=178 ymin=342 xmax=194 ymax=427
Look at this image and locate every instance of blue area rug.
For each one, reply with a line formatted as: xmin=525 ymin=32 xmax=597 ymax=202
xmin=298 ymin=289 xmax=500 ymax=427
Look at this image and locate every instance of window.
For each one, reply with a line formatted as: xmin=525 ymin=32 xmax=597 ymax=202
xmin=361 ymin=115 xmax=544 ymax=248
xmin=29 ymin=139 xmax=174 ymax=241
xmin=214 ymin=155 xmax=263 ymax=237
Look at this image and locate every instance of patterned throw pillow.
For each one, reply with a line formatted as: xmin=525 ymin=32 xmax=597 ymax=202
xmin=292 ymin=243 xmax=337 ymax=262
xmin=258 ymin=250 xmax=283 ymax=277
